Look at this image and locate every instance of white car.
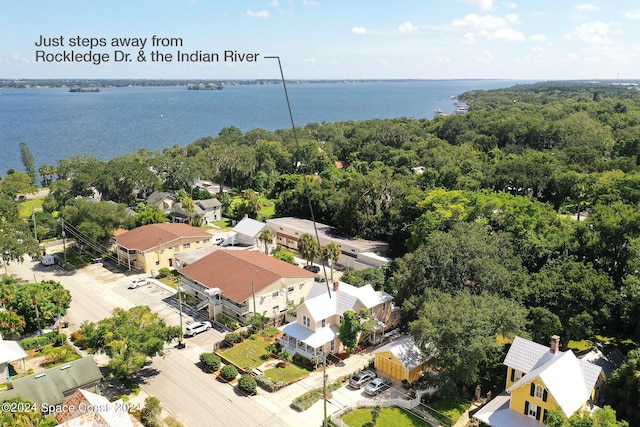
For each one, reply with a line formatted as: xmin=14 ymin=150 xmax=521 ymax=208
xmin=128 ymin=278 xmax=149 ymax=289
xmin=184 ymin=321 xmax=212 ymax=337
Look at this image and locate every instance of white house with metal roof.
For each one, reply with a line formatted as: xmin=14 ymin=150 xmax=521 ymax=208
xmin=278 ymin=280 xmax=398 ymax=361
xmin=0 ymin=334 xmax=28 ymax=381
xmin=474 ymin=335 xmax=604 ymax=427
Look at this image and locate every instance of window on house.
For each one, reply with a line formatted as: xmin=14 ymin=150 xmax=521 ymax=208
xmin=527 ymin=402 xmax=538 ymax=418
xmin=203 ymin=239 xmax=210 ymax=244
xmin=339 ymin=315 xmax=343 ymax=324
xmin=183 ymin=243 xmax=190 ymax=249
xmin=535 ymin=385 xmax=544 ymax=399
xmin=302 ymin=315 xmax=310 ymax=328
xmin=272 ymin=291 xmax=279 ymax=299
xmin=330 ymin=340 xmax=335 ymax=352
xmin=273 ymin=306 xmax=279 ymax=314
xmin=288 ymin=286 xmax=294 ymax=293
xmin=321 ymin=319 xmax=326 ymax=328
xmin=382 ymin=302 xmax=387 ymax=311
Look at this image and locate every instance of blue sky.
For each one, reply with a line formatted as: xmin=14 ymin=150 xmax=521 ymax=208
xmin=2 ymin=0 xmax=640 ymax=80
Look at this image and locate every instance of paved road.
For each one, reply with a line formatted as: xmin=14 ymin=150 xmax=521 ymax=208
xmin=7 ymin=257 xmax=286 ymax=427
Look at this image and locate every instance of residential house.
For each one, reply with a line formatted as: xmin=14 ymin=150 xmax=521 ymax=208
xmin=278 ymin=280 xmax=398 ymax=361
xmin=55 ymin=389 xmax=139 ymax=426
xmin=0 ymin=357 xmax=103 ymax=408
xmin=115 ymin=223 xmax=213 ymax=274
xmin=178 ymin=250 xmax=318 ymax=322
xmin=373 ymin=335 xmax=426 ymax=382
xmin=145 ymin=191 xmax=175 ymax=213
xmin=266 ymin=217 xmax=390 ymax=270
xmin=0 ymin=334 xmax=27 ymax=382
xmin=170 ymin=198 xmax=223 ymax=225
xmin=474 ymin=335 xmax=604 ymax=427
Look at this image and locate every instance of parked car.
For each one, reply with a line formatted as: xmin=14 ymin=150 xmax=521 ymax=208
xmin=128 ymin=278 xmax=149 ymax=289
xmin=364 ymin=377 xmax=392 ymax=396
xmin=184 ymin=321 xmax=212 ymax=337
xmin=349 ymin=369 xmax=376 ymax=389
xmin=303 ymin=265 xmax=320 ymax=273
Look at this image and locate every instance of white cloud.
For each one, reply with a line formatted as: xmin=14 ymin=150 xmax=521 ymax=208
xmin=268 ymin=0 xmax=279 ymax=6
xmin=12 ymin=54 xmax=30 ymax=64
xmin=576 ymin=3 xmax=599 ymax=12
xmin=452 ymin=13 xmax=506 ymax=29
xmin=303 ymin=0 xmax=319 ymax=7
xmin=461 ymin=0 xmax=493 ymax=12
xmin=568 ymin=52 xmax=579 ymax=60
xmin=379 ymin=59 xmax=392 ymax=68
xmin=625 ymin=10 xmax=640 ymax=19
xmin=351 ymin=26 xmax=367 ymax=35
xmin=573 ymin=21 xmax=610 ymax=44
xmin=504 ymin=2 xmax=517 ymax=9
xmin=531 ymin=46 xmax=544 ymax=56
xmin=436 ymin=56 xmax=452 ymax=63
xmin=304 ymin=56 xmax=317 ymax=65
xmin=461 ymin=32 xmax=476 ymax=44
xmin=483 ymin=27 xmax=525 ymax=41
xmin=478 ymin=50 xmax=494 ymax=65
xmin=505 ymin=14 xmax=520 ymax=24
xmin=245 ymin=9 xmax=269 ymax=17
xmin=530 ymin=33 xmax=547 ymax=42
xmin=398 ymin=21 xmax=418 ymax=33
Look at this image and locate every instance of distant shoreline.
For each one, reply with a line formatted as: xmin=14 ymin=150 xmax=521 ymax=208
xmin=1 ymin=78 xmax=520 ymax=89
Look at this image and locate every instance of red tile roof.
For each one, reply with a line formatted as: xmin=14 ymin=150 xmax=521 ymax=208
xmin=116 ymin=223 xmax=212 ymax=251
xmin=179 ymin=250 xmax=317 ymax=303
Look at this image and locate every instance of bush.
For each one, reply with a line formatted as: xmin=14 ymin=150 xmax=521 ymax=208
xmin=224 ymin=332 xmax=241 ymax=344
xmin=216 ymin=313 xmax=240 ymax=330
xmin=199 ymin=352 xmax=221 ymax=372
xmin=255 ymin=374 xmax=287 ymax=392
xmin=238 ymin=374 xmax=257 ymax=394
xmin=291 ymin=380 xmax=342 ymax=411
xmin=156 ymin=267 xmax=171 ymax=279
xmin=140 ymin=396 xmax=162 ymax=427
xmin=220 ymin=365 xmax=239 ymax=381
xmin=19 ymin=332 xmax=62 ymax=350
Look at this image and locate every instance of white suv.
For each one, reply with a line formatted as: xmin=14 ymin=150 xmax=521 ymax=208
xmin=184 ymin=321 xmax=212 ymax=337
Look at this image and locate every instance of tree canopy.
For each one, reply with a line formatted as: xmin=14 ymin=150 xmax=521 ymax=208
xmin=76 ymin=306 xmax=180 ymax=378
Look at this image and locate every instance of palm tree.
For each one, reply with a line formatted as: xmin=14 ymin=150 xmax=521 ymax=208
xmin=297 ymin=233 xmax=319 ymax=266
xmin=258 ymin=229 xmax=273 ymax=254
xmin=50 ymin=287 xmax=69 ymax=333
xmin=176 ymin=189 xmax=196 ymax=225
xmin=28 ymin=288 xmax=43 ymax=336
xmin=321 ymin=242 xmax=342 ymax=283
xmin=0 ymin=311 xmax=26 ymax=339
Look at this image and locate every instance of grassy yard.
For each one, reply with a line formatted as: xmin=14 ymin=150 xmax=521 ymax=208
xmin=424 ymin=396 xmax=470 ymax=425
xmin=220 ymin=339 xmax=271 ymax=369
xmin=341 ymin=406 xmax=430 ymax=427
xmin=18 ymin=197 xmax=44 ymax=219
xmin=263 ymin=363 xmax=310 ymax=383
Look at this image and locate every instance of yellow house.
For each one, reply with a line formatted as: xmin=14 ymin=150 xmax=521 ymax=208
xmin=116 ymin=223 xmax=213 ymax=274
xmin=373 ymin=335 xmax=426 ymax=382
xmin=474 ymin=335 xmax=604 ymax=426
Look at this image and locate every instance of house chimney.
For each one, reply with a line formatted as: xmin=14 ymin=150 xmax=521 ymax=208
xmin=333 ymin=281 xmax=339 ymax=292
xmin=550 ymin=335 xmax=560 ymax=354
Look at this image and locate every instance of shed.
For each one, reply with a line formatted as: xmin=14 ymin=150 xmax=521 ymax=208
xmin=373 ymin=335 xmax=425 ymax=382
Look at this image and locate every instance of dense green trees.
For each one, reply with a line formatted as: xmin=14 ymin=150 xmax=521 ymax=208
xmin=11 ymin=280 xmax=71 ymax=333
xmin=5 ymin=81 xmax=640 ymax=423
xmin=76 ymin=306 xmax=180 ymax=378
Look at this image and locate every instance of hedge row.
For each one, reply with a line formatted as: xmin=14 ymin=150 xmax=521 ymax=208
xmin=255 ymin=374 xmax=286 ymax=392
xmin=19 ymin=332 xmax=66 ymax=350
xmin=291 ymin=380 xmax=343 ymax=411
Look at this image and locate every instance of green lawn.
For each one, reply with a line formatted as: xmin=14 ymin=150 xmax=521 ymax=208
xmin=263 ymin=363 xmax=310 ymax=383
xmin=220 ymin=339 xmax=271 ymax=369
xmin=424 ymin=396 xmax=470 ymax=424
xmin=341 ymin=407 xmax=430 ymax=427
xmin=18 ymin=198 xmax=44 ymax=219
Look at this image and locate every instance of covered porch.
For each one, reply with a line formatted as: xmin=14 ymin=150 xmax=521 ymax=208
xmin=278 ymin=322 xmax=339 ymax=361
